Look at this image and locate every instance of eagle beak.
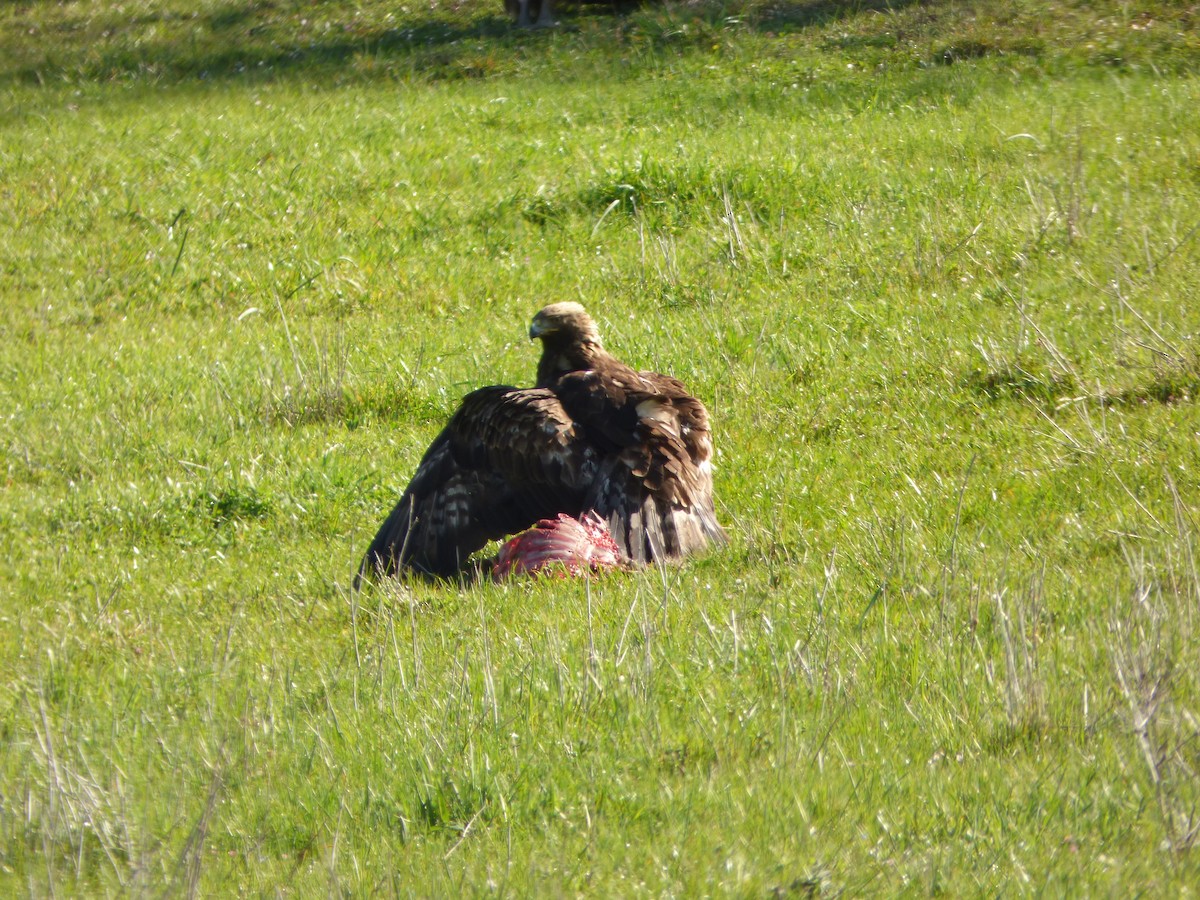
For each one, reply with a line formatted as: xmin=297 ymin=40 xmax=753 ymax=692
xmin=529 ymin=318 xmax=548 ymax=340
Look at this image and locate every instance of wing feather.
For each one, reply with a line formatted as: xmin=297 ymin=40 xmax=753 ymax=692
xmin=553 ymin=363 xmax=725 ymax=564
xmin=355 ymin=386 xmax=596 ymax=583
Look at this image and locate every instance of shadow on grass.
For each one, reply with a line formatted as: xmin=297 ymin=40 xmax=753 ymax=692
xmin=9 ymin=6 xmax=520 ymax=86
xmin=4 ymin=0 xmax=946 ymax=88
xmin=754 ymin=0 xmax=933 ymax=32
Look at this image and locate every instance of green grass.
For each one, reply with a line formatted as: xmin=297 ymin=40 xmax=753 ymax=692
xmin=2 ymin=0 xmax=1200 ymax=893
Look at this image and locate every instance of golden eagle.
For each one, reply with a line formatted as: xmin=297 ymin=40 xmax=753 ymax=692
xmin=355 ymin=302 xmax=724 ymax=584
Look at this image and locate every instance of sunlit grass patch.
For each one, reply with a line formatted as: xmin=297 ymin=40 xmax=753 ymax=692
xmin=1 ymin=0 xmax=1199 ymax=894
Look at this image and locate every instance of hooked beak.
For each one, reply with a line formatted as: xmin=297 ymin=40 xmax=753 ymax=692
xmin=529 ymin=318 xmax=550 ymax=340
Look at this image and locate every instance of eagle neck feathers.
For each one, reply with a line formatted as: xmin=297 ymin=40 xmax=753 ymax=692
xmin=535 ymin=335 xmax=610 ymax=388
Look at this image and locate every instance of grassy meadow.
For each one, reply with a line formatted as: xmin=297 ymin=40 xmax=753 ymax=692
xmin=2 ymin=0 xmax=1200 ymax=893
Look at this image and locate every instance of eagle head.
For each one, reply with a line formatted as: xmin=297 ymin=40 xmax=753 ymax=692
xmin=529 ymin=302 xmax=602 ymax=345
xmin=530 ymin=303 xmax=607 ymax=387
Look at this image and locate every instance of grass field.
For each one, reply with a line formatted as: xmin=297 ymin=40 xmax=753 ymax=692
xmin=2 ymin=0 xmax=1200 ymax=893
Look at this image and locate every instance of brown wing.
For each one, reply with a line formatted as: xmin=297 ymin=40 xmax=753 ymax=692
xmin=356 ymin=386 xmax=598 ymax=583
xmin=553 ymin=364 xmax=725 ymax=564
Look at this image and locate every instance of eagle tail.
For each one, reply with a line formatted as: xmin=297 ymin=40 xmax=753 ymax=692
xmin=603 ymin=490 xmax=725 ymax=566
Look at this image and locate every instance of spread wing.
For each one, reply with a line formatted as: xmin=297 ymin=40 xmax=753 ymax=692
xmin=356 ymin=386 xmax=598 ymax=583
xmin=553 ymin=365 xmax=725 ymax=564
